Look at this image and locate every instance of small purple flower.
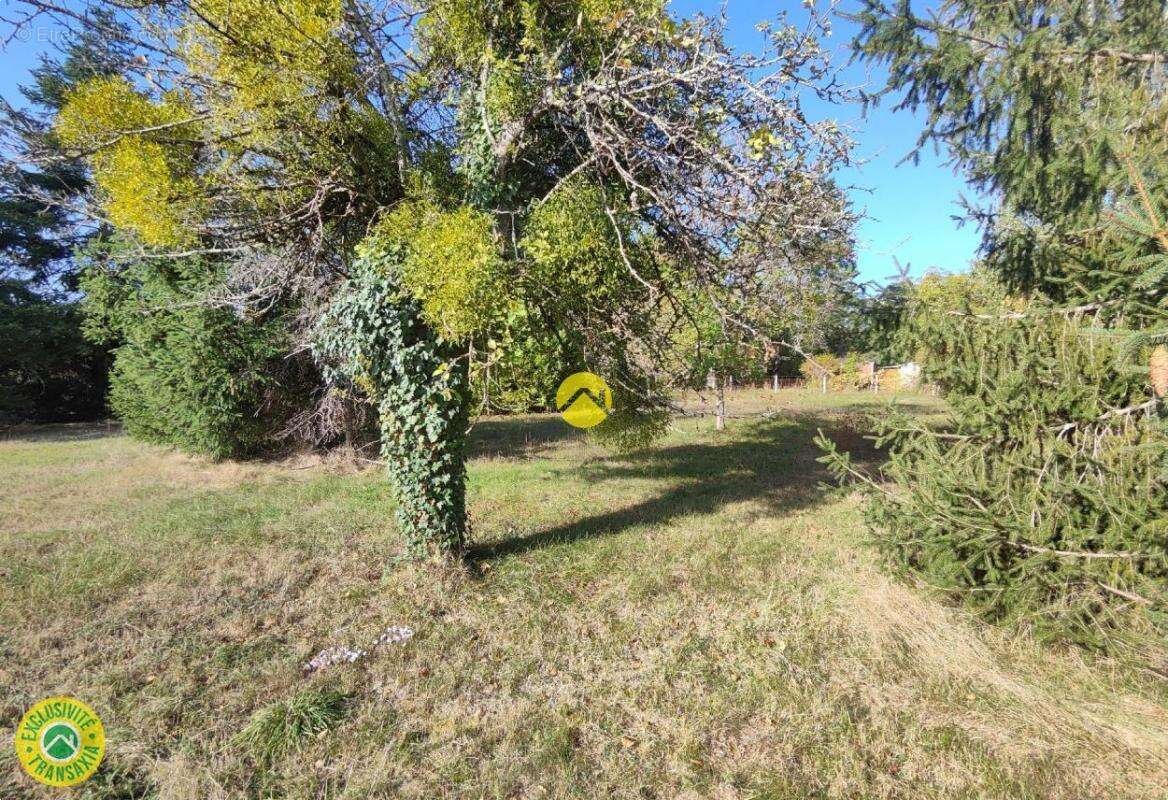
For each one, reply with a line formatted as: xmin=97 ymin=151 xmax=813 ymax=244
xmin=304 ymin=626 xmax=415 ymax=673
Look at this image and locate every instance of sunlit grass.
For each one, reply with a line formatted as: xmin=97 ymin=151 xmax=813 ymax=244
xmin=1 ymin=390 xmax=1165 ymax=799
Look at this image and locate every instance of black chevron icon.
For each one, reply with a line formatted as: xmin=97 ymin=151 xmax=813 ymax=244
xmin=557 ymin=386 xmax=608 ymax=414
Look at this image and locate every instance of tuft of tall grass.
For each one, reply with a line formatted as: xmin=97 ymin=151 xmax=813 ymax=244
xmin=235 ymin=689 xmax=349 ymax=767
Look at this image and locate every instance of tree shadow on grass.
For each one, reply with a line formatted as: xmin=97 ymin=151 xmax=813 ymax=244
xmin=0 ymin=421 xmax=121 ymax=443
xmin=466 ymin=410 xmax=887 ymax=563
xmin=466 ymin=414 xmax=582 ymax=461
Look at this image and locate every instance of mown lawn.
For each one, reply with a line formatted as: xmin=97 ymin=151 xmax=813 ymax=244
xmin=2 ymin=390 xmax=1166 ymax=799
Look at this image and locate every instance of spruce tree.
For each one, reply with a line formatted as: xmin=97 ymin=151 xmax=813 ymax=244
xmin=0 ymin=11 xmax=131 ymax=421
xmin=822 ymin=0 xmax=1168 ymax=652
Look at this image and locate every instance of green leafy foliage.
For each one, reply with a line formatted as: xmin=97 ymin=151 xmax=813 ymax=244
xmin=471 ymin=305 xmax=569 ymax=413
xmin=315 ymin=241 xmax=469 ymax=557
xmin=80 ymin=243 xmax=302 ymax=458
xmin=668 ymin=292 xmax=772 ymax=392
xmin=521 ymin=177 xmax=645 ymax=316
xmin=377 ymin=200 xmax=508 ymax=342
xmin=589 ymin=406 xmax=671 ymax=452
xmin=418 ymin=0 xmax=666 ymax=74
xmin=852 ymin=280 xmax=914 ymax=364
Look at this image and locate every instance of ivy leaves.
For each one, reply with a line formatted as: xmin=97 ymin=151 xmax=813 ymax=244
xmin=315 ymin=248 xmax=469 ymax=558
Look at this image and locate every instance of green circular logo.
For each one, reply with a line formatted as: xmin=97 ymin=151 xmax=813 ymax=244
xmin=15 ymin=697 xmax=105 ymax=787
xmin=41 ymin=721 xmax=81 ymax=763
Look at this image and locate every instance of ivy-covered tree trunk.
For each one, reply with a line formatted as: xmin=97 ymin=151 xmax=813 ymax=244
xmin=376 ymin=314 xmax=469 ymax=557
xmin=315 ymin=259 xmax=469 ymax=558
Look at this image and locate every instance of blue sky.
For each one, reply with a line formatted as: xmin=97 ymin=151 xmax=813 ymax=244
xmin=669 ymin=0 xmax=982 ymax=286
xmin=0 ymin=0 xmax=982 ymax=286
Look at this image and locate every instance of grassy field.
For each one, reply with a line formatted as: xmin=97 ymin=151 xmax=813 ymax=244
xmin=2 ymin=389 xmax=1167 ymax=799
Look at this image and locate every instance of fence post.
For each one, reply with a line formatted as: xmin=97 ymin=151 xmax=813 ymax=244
xmin=1152 ymin=346 xmax=1167 ymax=397
xmin=715 ymin=379 xmax=726 ymax=431
xmin=772 ymin=374 xmax=778 ymax=392
xmin=820 ymin=373 xmax=827 ymax=394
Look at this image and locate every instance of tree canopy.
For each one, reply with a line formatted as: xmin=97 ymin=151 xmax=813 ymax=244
xmin=3 ymin=0 xmax=859 ymax=554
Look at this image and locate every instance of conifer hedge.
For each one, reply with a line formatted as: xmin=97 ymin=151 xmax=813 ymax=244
xmin=80 ymin=245 xmax=309 ymax=459
xmin=831 ymin=0 xmax=1168 ymax=654
xmin=820 ymin=270 xmax=1167 ymax=650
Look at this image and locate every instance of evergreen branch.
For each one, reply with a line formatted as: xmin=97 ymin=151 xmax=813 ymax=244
xmin=1098 ymin=398 xmax=1161 ymax=422
xmin=814 ymin=428 xmax=904 ymax=501
xmin=1016 ymin=543 xmax=1140 ymax=561
xmin=946 ymin=299 xmax=1123 ymax=322
xmin=1050 ymin=398 xmax=1161 ymax=436
xmin=1082 ymin=49 xmax=1168 ymax=66
xmin=1118 ymin=152 xmax=1168 ymax=255
xmin=1097 ymin=582 xmax=1153 ymax=605
xmin=878 ymin=11 xmax=1167 ymax=67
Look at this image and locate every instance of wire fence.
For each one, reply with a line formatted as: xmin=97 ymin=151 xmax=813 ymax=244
xmin=723 ymin=366 xmax=933 ymax=395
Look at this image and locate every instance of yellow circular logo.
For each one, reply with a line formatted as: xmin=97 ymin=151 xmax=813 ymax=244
xmin=555 ymin=371 xmax=613 ymax=429
xmin=15 ymin=697 xmax=105 ymax=787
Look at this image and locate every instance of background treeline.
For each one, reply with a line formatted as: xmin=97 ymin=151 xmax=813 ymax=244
xmin=0 ymin=8 xmax=883 ymax=444
xmin=0 ymin=22 xmax=112 ymax=425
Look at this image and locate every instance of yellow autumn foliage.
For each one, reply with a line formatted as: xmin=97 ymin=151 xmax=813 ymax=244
xmin=181 ymin=0 xmax=353 ymax=134
xmin=521 ymin=176 xmax=634 ymax=305
xmin=57 ymin=77 xmax=188 ymax=145
xmin=368 ymin=201 xmax=509 ymax=341
xmin=419 ymin=0 xmax=665 ymax=69
xmin=55 ymin=0 xmax=356 ymax=249
xmin=56 ymin=76 xmax=200 ymax=247
xmin=95 ymin=140 xmax=196 ymax=248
